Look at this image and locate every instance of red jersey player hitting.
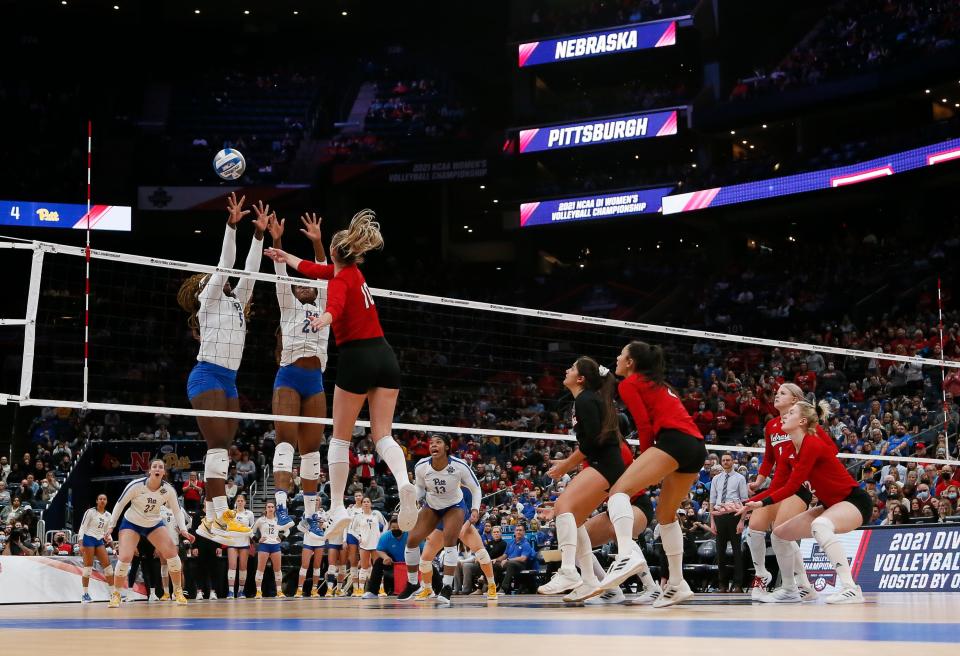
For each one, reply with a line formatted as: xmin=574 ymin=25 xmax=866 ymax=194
xmin=264 ymin=209 xmax=418 ymax=536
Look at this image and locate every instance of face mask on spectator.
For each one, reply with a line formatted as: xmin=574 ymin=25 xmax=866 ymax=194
xmin=918 ymin=491 xmax=930 ymax=500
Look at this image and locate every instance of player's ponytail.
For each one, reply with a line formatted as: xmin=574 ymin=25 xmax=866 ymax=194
xmin=816 ymin=399 xmax=832 ymax=427
xmin=574 ymin=356 xmax=621 ymax=446
xmin=330 ymin=209 xmax=383 ymax=265
xmin=794 ymin=401 xmax=828 ymax=435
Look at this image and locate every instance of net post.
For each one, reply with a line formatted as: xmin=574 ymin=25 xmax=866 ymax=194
xmin=19 ymin=247 xmax=45 ymax=400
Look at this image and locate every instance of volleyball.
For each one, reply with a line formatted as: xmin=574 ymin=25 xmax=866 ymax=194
xmin=213 ymin=148 xmax=246 ymax=181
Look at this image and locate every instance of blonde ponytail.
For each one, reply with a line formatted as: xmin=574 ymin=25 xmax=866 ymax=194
xmin=794 ymin=400 xmax=831 ymax=434
xmin=330 ymin=209 xmax=383 ymax=265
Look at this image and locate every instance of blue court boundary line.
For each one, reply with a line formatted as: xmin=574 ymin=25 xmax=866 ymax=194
xmin=1 ymin=618 xmax=958 ymax=642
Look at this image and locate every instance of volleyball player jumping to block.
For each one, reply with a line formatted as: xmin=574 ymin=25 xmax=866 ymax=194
xmin=732 ymin=401 xmax=871 ymax=605
xmin=264 ymin=212 xmax=330 ymax=537
xmin=264 ymin=210 xmax=418 ymax=536
xmin=595 ymin=341 xmax=706 ymax=607
xmin=177 ymin=192 xmax=269 ymax=545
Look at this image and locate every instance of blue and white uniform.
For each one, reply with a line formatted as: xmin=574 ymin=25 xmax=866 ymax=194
xmin=230 ymin=509 xmax=255 ymax=547
xmin=108 ymin=478 xmax=186 ymax=538
xmin=436 ymin=487 xmax=476 ymax=531
xmin=77 ymin=507 xmax=112 ymax=548
xmin=159 ymin=505 xmax=188 ymax=545
xmin=254 ymin=515 xmax=285 ymax=554
xmin=187 ymin=223 xmax=264 ymax=400
xmin=350 ymin=509 xmax=387 ymax=551
xmin=414 ymin=456 xmax=482 ymax=517
xmin=345 ymin=503 xmax=364 ymax=546
xmin=272 ymin=258 xmax=329 ymax=398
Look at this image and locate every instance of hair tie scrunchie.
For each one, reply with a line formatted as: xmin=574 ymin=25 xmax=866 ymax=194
xmin=598 ymin=365 xmax=610 ymax=377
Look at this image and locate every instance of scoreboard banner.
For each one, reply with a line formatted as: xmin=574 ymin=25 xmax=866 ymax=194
xmin=518 ymin=19 xmax=678 ymax=67
xmin=800 ymin=523 xmax=960 ymax=594
xmin=517 ymin=109 xmax=678 ymax=154
xmin=663 ymin=137 xmax=960 ymax=214
xmin=520 ymin=187 xmax=673 ymax=227
xmin=0 ymin=200 xmax=131 ymax=231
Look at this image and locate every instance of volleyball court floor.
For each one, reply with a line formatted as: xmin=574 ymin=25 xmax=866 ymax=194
xmin=2 ymin=593 xmax=957 ymax=655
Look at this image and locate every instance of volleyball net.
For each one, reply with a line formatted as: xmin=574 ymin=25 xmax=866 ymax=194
xmin=1 ymin=235 xmax=958 ymax=470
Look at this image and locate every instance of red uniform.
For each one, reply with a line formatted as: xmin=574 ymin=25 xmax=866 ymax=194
xmin=760 ymin=417 xmax=837 ymax=493
xmin=617 ymin=374 xmax=702 ymax=452
xmin=297 ymin=261 xmax=384 ymax=345
xmin=749 ymin=433 xmax=856 ymax=507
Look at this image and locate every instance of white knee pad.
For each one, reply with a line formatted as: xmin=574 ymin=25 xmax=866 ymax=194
xmin=326 ymin=565 xmax=337 ymax=576
xmin=300 ymin=451 xmax=322 ymax=481
xmin=405 ymin=546 xmax=421 ymax=567
xmin=166 ymin=556 xmax=183 ymax=574
xmin=313 ymin=568 xmax=323 ymax=579
xmin=443 ymin=546 xmax=458 ymax=569
xmin=299 ymin=567 xmax=308 ymax=577
xmin=475 ymin=548 xmax=491 ymax=565
xmin=82 ymin=566 xmax=92 ymax=578
xmin=204 ymin=448 xmax=229 ymax=481
xmin=115 ymin=561 xmax=130 ymax=579
xmin=375 ymin=435 xmax=401 ymax=459
xmin=160 ymin=565 xmax=169 ymax=578
xmin=328 ymin=439 xmax=350 ymax=465
xmin=810 ymin=516 xmax=836 ymax=544
xmin=103 ymin=565 xmax=114 ymax=579
xmin=273 ymin=442 xmax=295 ymax=473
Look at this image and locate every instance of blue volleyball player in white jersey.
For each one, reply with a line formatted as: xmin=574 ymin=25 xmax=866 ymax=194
xmin=264 ymin=212 xmax=330 ymax=536
xmin=77 ymin=493 xmax=113 ymax=603
xmin=398 ymin=435 xmax=481 ymax=605
xmin=176 ymin=192 xmax=269 ymax=545
xmin=106 ymin=459 xmax=194 ymax=608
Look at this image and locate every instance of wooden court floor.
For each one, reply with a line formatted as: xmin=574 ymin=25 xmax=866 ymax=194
xmin=2 ymin=593 xmax=957 ymax=656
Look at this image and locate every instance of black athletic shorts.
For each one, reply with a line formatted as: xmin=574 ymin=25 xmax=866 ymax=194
xmin=335 ymin=337 xmax=401 ymax=394
xmin=587 ymin=445 xmax=627 ymax=487
xmin=654 ymin=430 xmax=708 ymax=474
xmin=794 ymin=485 xmax=813 ymax=505
xmin=633 ymin=492 xmax=654 ymax=526
xmin=832 ymin=486 xmax=873 ymax=526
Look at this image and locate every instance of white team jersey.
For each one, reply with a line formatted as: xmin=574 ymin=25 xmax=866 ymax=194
xmin=254 ymin=516 xmax=284 ymax=545
xmin=346 ymin=504 xmax=365 ymax=538
xmin=274 ymin=259 xmax=330 ymax=368
xmin=78 ymin=508 xmax=112 ymax=541
xmin=109 ymin=478 xmax=186 ymax=531
xmin=196 ymin=224 xmax=264 ymax=371
xmin=352 ymin=510 xmax=387 ymax=550
xmin=414 ymin=456 xmax=482 ymax=512
xmin=159 ymin=505 xmax=187 ymax=543
xmin=232 ymin=509 xmax=255 ymax=546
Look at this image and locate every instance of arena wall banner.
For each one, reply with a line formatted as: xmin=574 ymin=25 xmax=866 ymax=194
xmin=517 ymin=109 xmax=679 ymax=154
xmin=0 ymin=556 xmax=146 ymax=604
xmin=801 ymin=524 xmax=960 ymax=594
xmin=519 ymin=187 xmax=674 ymax=227
xmin=137 ymin=185 xmax=310 ymax=211
xmin=663 ymin=137 xmax=960 ymax=214
xmin=0 ymin=200 xmax=131 ymax=231
xmin=517 ymin=18 xmax=679 ymax=68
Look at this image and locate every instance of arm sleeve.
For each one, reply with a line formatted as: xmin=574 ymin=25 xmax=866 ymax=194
xmin=297 ymin=261 xmax=335 ymax=280
xmin=460 ymin=465 xmax=482 ymax=512
xmin=737 ymin=474 xmax=748 ymax=501
xmin=324 ymin=277 xmax=347 ymax=321
xmin=618 ymin=381 xmax=654 ymax=451
xmin=709 ymin=478 xmax=719 ymax=507
xmin=77 ymin=509 xmax=93 ymax=540
xmin=108 ymin=483 xmax=140 ymax=532
xmin=376 ymin=511 xmax=386 ymax=530
xmin=758 ymin=428 xmax=775 ymax=478
xmin=233 ymin=234 xmax=264 ymax=305
xmin=273 ymin=259 xmax=295 ymax=315
xmin=200 ymin=224 xmax=238 ymax=304
xmin=751 ymin=439 xmax=820 ymax=506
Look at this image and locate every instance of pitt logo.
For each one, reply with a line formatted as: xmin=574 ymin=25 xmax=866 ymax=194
xmin=36 ymin=208 xmax=61 ymax=222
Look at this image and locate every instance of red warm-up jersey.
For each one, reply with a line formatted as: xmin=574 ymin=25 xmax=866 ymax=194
xmin=618 ymin=374 xmax=702 ymax=452
xmin=760 ymin=417 xmax=838 ymax=492
xmin=297 ymin=261 xmax=384 ymax=345
xmin=749 ymin=433 xmax=856 ymax=507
